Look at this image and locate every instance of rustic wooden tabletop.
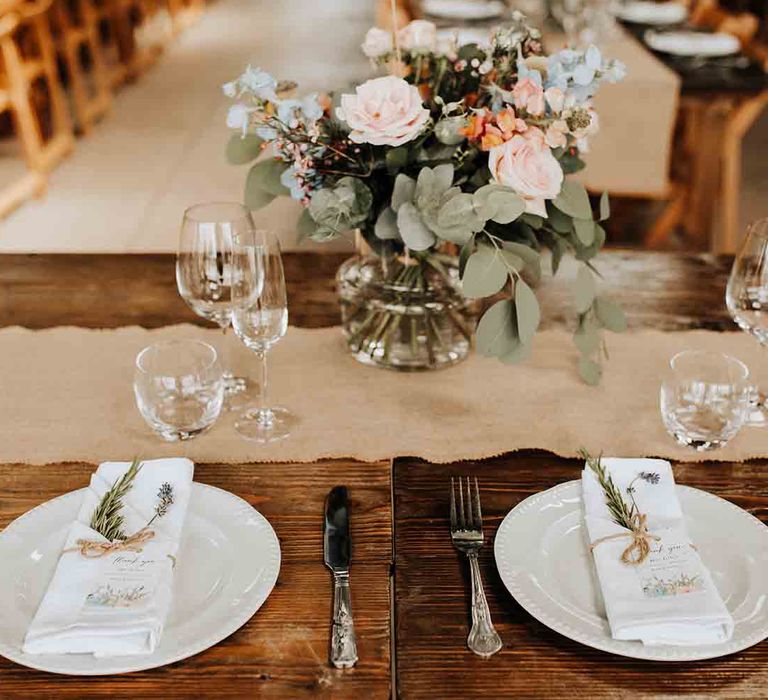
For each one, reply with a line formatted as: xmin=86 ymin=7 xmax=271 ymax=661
xmin=2 ymin=250 xmax=766 ymax=699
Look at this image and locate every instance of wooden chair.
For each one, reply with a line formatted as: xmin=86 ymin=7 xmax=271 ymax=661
xmin=0 ymin=10 xmax=46 ymax=217
xmin=50 ymin=0 xmax=112 ymax=133
xmin=165 ymin=0 xmax=203 ymax=35
xmin=0 ymin=0 xmax=74 ymax=176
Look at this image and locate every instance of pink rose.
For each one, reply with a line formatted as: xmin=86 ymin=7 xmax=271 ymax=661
xmin=398 ymin=20 xmax=437 ymax=52
xmin=512 ymin=78 xmax=545 ymax=116
xmin=336 ymin=76 xmax=429 ymax=147
xmin=488 ymin=128 xmax=564 ymax=217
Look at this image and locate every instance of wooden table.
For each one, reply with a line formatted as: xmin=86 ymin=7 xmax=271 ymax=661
xmin=2 ymin=251 xmax=767 ymax=699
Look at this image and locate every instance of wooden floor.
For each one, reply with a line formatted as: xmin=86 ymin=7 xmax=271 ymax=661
xmin=1 ymin=251 xmax=767 ymax=698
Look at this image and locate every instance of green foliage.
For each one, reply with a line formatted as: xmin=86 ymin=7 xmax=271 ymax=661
xmin=553 ymin=180 xmax=592 ymax=220
xmin=226 ymin=134 xmax=264 ymax=165
xmin=244 ymin=158 xmax=289 ymax=211
xmin=90 ymin=459 xmax=142 ymax=541
xmin=308 ymin=176 xmax=372 ymax=240
xmin=461 ymin=245 xmax=508 ymax=298
xmin=476 ymin=299 xmax=518 ymax=357
xmin=514 ymin=278 xmax=540 ymax=345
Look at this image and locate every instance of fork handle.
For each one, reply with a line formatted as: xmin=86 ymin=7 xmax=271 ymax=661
xmin=467 ymin=552 xmax=503 ymax=657
xmin=330 ymin=571 xmax=358 ymax=668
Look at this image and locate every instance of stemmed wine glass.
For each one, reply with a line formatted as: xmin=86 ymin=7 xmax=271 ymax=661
xmin=231 ymin=229 xmax=297 ymax=442
xmin=176 ymin=202 xmax=252 ymax=407
xmin=726 ymin=217 xmax=768 ymax=426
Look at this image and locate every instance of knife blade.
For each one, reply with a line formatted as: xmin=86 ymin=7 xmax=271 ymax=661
xmin=323 ymin=486 xmax=358 ymax=668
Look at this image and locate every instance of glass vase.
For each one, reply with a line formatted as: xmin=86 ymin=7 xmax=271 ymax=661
xmin=336 ymin=254 xmax=476 ymax=371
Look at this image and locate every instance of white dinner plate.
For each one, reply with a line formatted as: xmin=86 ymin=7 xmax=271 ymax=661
xmin=645 ymin=30 xmax=741 ymax=57
xmin=494 ymin=480 xmax=768 ymax=661
xmin=423 ymin=0 xmax=505 ymax=21
xmin=614 ymin=1 xmax=687 ymax=25
xmin=0 ymin=483 xmax=281 ymax=675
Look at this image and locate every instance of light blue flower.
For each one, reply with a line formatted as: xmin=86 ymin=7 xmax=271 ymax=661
xmin=604 ymin=59 xmax=627 ymax=83
xmin=281 ymin=166 xmax=306 ymax=200
xmin=240 ymin=66 xmax=277 ymax=101
xmin=516 ymin=59 xmax=542 ymax=87
xmin=300 ymin=93 xmax=324 ymax=123
xmin=226 ymin=104 xmax=251 ymax=136
xmin=255 ymin=125 xmax=278 ymax=141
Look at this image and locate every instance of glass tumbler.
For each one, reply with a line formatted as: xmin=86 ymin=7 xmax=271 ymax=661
xmin=134 ymin=340 xmax=224 ymax=441
xmin=660 ymin=350 xmax=750 ymax=451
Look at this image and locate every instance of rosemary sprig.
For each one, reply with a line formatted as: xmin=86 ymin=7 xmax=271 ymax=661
xmin=89 ymin=458 xmax=142 ymax=541
xmin=579 ymin=448 xmax=635 ymax=530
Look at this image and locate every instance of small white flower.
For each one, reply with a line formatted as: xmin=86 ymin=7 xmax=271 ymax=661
xmin=361 ymin=27 xmax=393 ymax=58
xmin=222 ymin=81 xmax=238 ymax=98
xmin=226 ymin=104 xmax=251 ymax=135
xmin=240 ymin=66 xmax=277 ymax=101
xmin=398 ymin=20 xmax=436 ymax=53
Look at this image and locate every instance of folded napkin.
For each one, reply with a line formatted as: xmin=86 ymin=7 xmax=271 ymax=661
xmin=583 ymin=458 xmax=733 ymax=646
xmin=23 ymin=458 xmax=194 ymax=656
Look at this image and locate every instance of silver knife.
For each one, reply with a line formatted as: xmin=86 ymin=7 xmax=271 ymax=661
xmin=323 ymin=485 xmax=358 ymax=668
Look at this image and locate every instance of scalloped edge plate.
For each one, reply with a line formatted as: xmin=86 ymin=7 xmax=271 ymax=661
xmin=0 ymin=483 xmax=280 ymax=675
xmin=494 ymin=480 xmax=768 ymax=661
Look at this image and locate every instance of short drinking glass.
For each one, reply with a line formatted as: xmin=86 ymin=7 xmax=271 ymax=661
xmin=660 ymin=350 xmax=750 ymax=451
xmin=134 ymin=340 xmax=224 ymax=441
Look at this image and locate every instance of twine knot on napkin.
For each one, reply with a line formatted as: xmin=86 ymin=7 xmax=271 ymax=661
xmin=590 ymin=512 xmax=661 ymax=565
xmin=65 ymin=527 xmax=155 ymax=558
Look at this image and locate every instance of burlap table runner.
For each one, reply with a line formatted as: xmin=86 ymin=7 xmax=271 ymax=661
xmin=1 ymin=325 xmax=766 ymax=465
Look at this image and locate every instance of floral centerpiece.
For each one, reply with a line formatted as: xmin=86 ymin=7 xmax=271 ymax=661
xmin=223 ymin=14 xmax=626 ymax=382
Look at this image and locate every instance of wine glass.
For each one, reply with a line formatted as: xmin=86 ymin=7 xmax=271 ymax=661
xmin=176 ymin=202 xmax=253 ymax=406
xmin=231 ymin=229 xmax=296 ymax=442
xmin=726 ymin=217 xmax=768 ymax=426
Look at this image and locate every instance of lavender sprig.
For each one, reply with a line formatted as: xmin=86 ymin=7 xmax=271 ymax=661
xmin=145 ymin=482 xmax=174 ymax=529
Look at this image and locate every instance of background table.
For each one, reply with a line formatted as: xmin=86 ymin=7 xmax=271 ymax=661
xmin=2 ymin=250 xmax=767 ymax=698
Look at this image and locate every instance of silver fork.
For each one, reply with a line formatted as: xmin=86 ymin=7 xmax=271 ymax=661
xmin=449 ymin=477 xmax=503 ymax=657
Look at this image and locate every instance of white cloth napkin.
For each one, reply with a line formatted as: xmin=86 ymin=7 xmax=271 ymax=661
xmin=23 ymin=458 xmax=194 ymax=656
xmin=583 ymin=458 xmax=733 ymax=646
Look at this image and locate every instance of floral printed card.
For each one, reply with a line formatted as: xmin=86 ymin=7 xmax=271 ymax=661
xmin=636 ymin=536 xmax=706 ymax=599
xmin=83 ymin=551 xmax=167 ymax=611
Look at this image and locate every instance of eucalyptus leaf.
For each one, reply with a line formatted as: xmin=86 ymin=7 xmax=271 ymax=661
xmin=459 ymin=239 xmax=474 ymax=277
xmin=520 ymin=213 xmax=545 ymax=229
xmin=472 ymin=184 xmax=506 ymax=220
xmin=296 ymin=208 xmax=316 ymax=240
xmin=244 ymin=165 xmax=277 ymax=211
xmin=461 ymin=245 xmax=509 ymax=298
xmin=248 ymin=158 xmax=290 ymax=197
xmin=574 ymin=218 xmax=596 ymax=246
xmin=499 ymin=249 xmax=525 ymax=272
xmin=575 ymin=222 xmax=607 ymax=262
xmin=435 ymin=116 xmax=467 ymax=145
xmin=502 ymin=242 xmax=541 ymax=281
xmin=386 ymin=146 xmax=410 ymax=171
xmin=487 ymin=191 xmax=526 ymax=224
xmin=595 ymin=297 xmax=627 ymax=333
xmin=375 ymin=207 xmax=400 ymax=240
xmin=392 ymin=174 xmax=416 ymax=212
xmin=499 ymin=341 xmax=531 ymax=364
xmin=226 ymin=133 xmax=264 ymax=165
xmin=599 ymin=191 xmax=610 ymax=221
xmin=515 ymin=279 xmax=540 ymax=345
xmin=433 ymin=163 xmax=455 ymax=193
xmin=553 ymin=180 xmax=592 ymax=220
xmin=437 ymin=192 xmax=477 ymax=229
xmin=397 ymin=203 xmax=435 ymax=251
xmin=578 ymin=357 xmax=603 ymax=386
xmin=574 ymin=265 xmax=596 ymax=313
xmin=573 ymin=319 xmax=601 ymax=355
xmin=476 ymin=299 xmax=518 ymax=357
xmin=546 ymin=204 xmax=573 ymax=234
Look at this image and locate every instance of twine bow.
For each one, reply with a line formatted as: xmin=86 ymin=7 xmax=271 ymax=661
xmin=64 ymin=528 xmax=155 ymax=559
xmin=590 ymin=512 xmax=661 ymax=565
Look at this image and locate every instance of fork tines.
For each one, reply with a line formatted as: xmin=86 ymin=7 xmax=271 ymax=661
xmin=450 ymin=476 xmax=483 ymax=533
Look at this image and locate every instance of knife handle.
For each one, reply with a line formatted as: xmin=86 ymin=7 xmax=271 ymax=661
xmin=330 ymin=571 xmax=358 ymax=668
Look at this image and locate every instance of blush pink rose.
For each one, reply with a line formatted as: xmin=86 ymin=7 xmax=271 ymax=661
xmin=336 ymin=76 xmax=429 ymax=147
xmin=488 ymin=127 xmax=564 ymax=217
xmin=512 ymin=78 xmax=545 ymax=116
